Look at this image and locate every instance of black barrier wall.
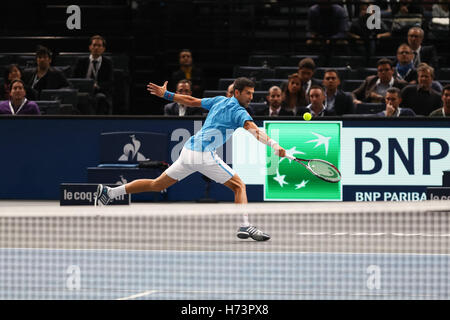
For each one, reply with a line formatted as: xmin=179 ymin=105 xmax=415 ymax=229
xmin=0 ymin=116 xmax=449 ymax=202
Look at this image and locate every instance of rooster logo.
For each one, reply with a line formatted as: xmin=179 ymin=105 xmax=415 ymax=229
xmin=119 ymin=135 xmax=147 ymax=161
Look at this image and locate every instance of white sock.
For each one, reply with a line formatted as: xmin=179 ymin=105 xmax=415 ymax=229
xmin=242 ymin=211 xmax=250 ymax=227
xmin=108 ymin=185 xmax=127 ymax=199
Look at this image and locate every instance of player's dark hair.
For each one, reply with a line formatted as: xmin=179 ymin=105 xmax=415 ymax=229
xmin=233 ymin=77 xmax=255 ymax=92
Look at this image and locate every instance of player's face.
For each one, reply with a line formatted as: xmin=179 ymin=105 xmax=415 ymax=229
xmin=89 ymin=39 xmax=105 ymax=58
xmin=442 ymin=90 xmax=450 ymax=109
xmin=418 ymin=70 xmax=432 ymax=89
xmin=267 ymin=88 xmax=282 ymax=108
xmin=309 ymin=89 xmax=324 ymax=107
xmin=10 ymin=82 xmax=26 ymax=101
xmin=385 ymin=92 xmax=401 ymax=109
xmin=323 ymin=72 xmax=340 ymax=90
xmin=235 ymin=86 xmax=254 ymax=107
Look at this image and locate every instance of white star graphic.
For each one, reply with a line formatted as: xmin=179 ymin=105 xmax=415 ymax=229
xmin=306 ymin=132 xmax=332 ymax=155
xmin=273 ymin=169 xmax=288 ymax=187
xmin=279 ymin=146 xmax=305 ymax=163
xmin=295 ymin=180 xmax=309 ymax=190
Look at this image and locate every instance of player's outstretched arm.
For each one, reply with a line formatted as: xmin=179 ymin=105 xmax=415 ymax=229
xmin=244 ymin=120 xmax=286 ymax=157
xmin=147 ymin=81 xmax=202 ymax=107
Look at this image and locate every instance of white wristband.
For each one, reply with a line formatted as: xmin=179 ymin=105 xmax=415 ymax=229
xmin=267 ymin=139 xmax=279 ymax=148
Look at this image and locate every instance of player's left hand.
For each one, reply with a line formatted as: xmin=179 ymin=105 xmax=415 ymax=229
xmin=147 ymin=81 xmax=168 ymax=98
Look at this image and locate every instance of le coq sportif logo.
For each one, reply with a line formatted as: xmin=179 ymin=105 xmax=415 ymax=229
xmin=119 ymin=135 xmax=147 ymax=161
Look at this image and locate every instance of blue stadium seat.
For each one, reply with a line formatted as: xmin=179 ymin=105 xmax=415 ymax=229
xmin=260 ymin=78 xmax=285 ymax=91
xmin=233 ymin=66 xmax=275 ymax=80
xmin=35 ymin=100 xmax=61 ymax=115
xmin=203 ymin=90 xmax=226 ymax=98
xmin=274 ymin=66 xmax=298 ymax=79
xmin=342 ymin=79 xmax=364 ymax=92
xmin=68 ymin=78 xmax=95 ymax=94
xmin=355 ymin=103 xmax=385 ymax=114
xmin=40 ymin=89 xmax=79 ymax=113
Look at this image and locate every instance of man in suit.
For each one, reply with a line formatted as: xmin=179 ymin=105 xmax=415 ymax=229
xmin=73 ymin=35 xmax=114 ymax=114
xmin=400 ymin=63 xmax=442 ymax=115
xmin=171 ymin=49 xmax=205 ymax=98
xmin=322 ymin=69 xmax=355 ymax=115
xmin=164 ymin=79 xmax=204 ymax=116
xmin=376 ymin=87 xmax=416 ymax=117
xmin=407 ymin=27 xmax=438 ymax=68
xmin=254 ymin=86 xmax=294 ymax=116
xmin=297 ymin=58 xmax=322 ymax=101
xmin=22 ymin=45 xmax=71 ymax=100
xmin=352 ymin=58 xmax=407 ymax=105
xmin=297 ymin=85 xmax=336 ymax=118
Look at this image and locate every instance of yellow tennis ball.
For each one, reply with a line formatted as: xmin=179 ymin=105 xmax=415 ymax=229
xmin=303 ymin=112 xmax=312 ymax=121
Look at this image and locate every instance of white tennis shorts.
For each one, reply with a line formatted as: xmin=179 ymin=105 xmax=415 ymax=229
xmin=165 ymin=147 xmax=235 ymax=184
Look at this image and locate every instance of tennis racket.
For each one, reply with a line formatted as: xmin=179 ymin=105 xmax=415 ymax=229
xmin=285 ymin=154 xmax=341 ymax=183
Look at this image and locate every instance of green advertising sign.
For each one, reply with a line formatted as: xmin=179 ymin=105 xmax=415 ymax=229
xmin=264 ymin=121 xmax=342 ymax=201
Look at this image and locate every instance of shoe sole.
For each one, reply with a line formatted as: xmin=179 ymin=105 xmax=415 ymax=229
xmin=236 ymin=232 xmax=250 ymax=239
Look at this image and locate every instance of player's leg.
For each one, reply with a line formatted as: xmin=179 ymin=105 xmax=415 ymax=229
xmin=94 ymin=172 xmax=177 ymax=206
xmin=199 ymin=152 xmax=270 ymax=241
xmin=223 ymin=174 xmax=247 ymax=204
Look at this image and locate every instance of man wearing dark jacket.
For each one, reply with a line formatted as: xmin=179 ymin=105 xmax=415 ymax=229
xmin=352 ymin=58 xmax=407 ymax=104
xmin=254 ymin=86 xmax=294 ymax=116
xmin=164 ymin=80 xmax=204 ymax=116
xmin=322 ymin=69 xmax=354 ymax=115
xmin=73 ymin=35 xmax=114 ymax=114
xmin=22 ymin=45 xmax=71 ymax=100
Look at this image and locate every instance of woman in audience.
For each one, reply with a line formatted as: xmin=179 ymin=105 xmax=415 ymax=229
xmin=0 ymin=64 xmax=37 ymax=101
xmin=0 ymin=79 xmax=40 ymax=115
xmin=281 ymin=73 xmax=307 ymax=115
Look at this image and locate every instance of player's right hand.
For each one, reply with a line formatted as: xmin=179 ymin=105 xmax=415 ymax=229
xmin=147 ymin=81 xmax=168 ymax=98
xmin=274 ymin=145 xmax=286 ymax=158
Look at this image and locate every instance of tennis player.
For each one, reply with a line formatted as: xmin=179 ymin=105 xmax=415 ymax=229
xmin=95 ymin=77 xmax=286 ymax=241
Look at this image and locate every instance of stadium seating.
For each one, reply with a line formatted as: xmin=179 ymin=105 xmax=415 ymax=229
xmin=40 ymin=88 xmax=79 ymax=114
xmin=342 ymin=79 xmax=364 ymax=92
xmin=203 ymin=90 xmax=226 ymax=98
xmin=35 ymin=100 xmax=61 ymax=115
xmin=355 ymin=103 xmax=385 ymax=115
xmin=233 ymin=66 xmax=275 ymax=80
xmin=274 ymin=66 xmax=298 ymax=79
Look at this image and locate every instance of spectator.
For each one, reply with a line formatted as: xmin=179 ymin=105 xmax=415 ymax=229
xmin=281 ymin=73 xmax=307 ymax=115
xmin=73 ymin=35 xmax=114 ymax=115
xmin=0 ymin=64 xmax=37 ymax=101
xmin=171 ymin=49 xmax=205 ymax=98
xmin=376 ymin=87 xmax=416 ymax=117
xmin=401 ymin=63 xmax=442 ymax=115
xmin=0 ymin=79 xmax=40 ymax=115
xmin=394 ymin=43 xmax=417 ymax=83
xmin=322 ymin=69 xmax=355 ymax=115
xmin=392 ymin=0 xmax=424 ymax=16
xmin=429 ymin=84 xmax=450 ymax=117
xmin=297 ymin=58 xmax=322 ymax=101
xmin=297 ymin=85 xmax=336 ymax=118
xmin=433 ymin=1 xmax=449 ymax=17
xmin=306 ymin=1 xmax=349 ymax=44
xmin=226 ymin=83 xmax=234 ymax=98
xmin=349 ymin=0 xmax=391 ymax=58
xmin=254 ymin=86 xmax=294 ymax=116
xmin=164 ymin=79 xmax=204 ymax=116
xmin=22 ymin=45 xmax=71 ymax=99
xmin=352 ymin=58 xmax=407 ymax=104
xmin=430 ymin=1 xmax=450 ymax=38
xmin=407 ymin=27 xmax=438 ymax=68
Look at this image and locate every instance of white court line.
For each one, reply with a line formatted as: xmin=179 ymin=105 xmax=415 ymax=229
xmin=298 ymin=232 xmax=450 ymax=237
xmin=116 ymin=290 xmax=158 ymax=300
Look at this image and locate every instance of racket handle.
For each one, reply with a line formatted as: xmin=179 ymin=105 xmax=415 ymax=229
xmin=285 ymin=154 xmax=295 ymax=160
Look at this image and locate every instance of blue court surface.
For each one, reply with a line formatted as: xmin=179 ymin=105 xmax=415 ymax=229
xmin=0 ymin=201 xmax=449 ymax=300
